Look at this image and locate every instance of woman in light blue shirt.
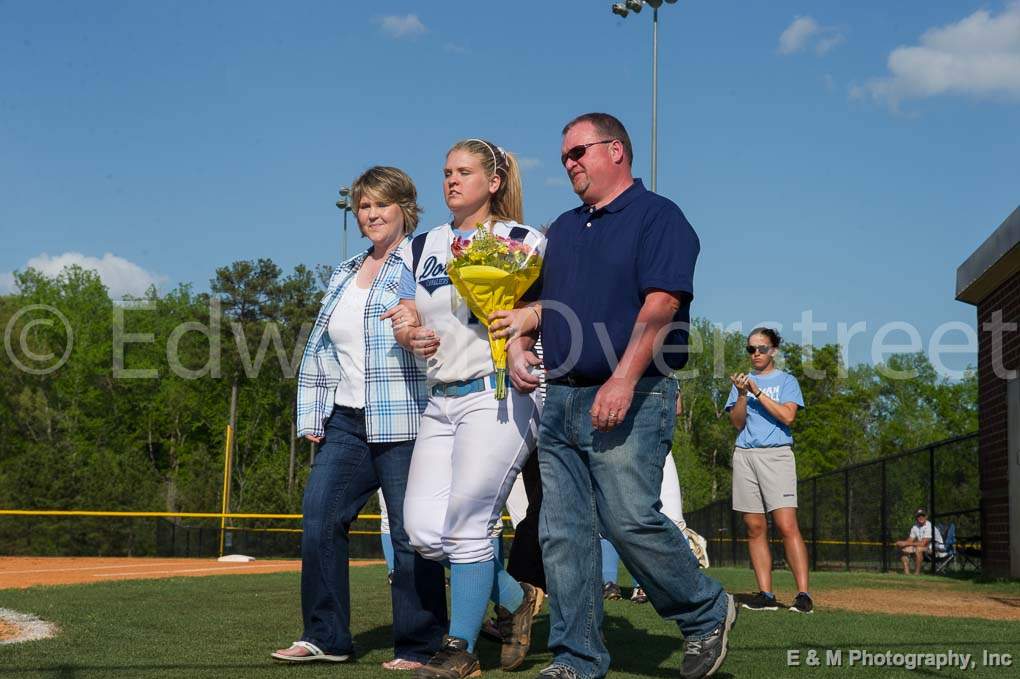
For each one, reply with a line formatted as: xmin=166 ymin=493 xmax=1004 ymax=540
xmin=725 ymin=327 xmax=812 ymax=614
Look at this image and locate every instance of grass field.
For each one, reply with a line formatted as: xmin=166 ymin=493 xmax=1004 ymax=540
xmin=1 ymin=564 xmax=1019 ymax=678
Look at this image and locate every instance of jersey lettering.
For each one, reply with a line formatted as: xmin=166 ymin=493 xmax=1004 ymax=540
xmin=418 ymin=255 xmax=451 ymax=295
xmin=755 ymin=385 xmax=781 ymax=401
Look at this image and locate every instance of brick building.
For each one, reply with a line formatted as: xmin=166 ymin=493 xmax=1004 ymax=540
xmin=956 ymin=206 xmax=1020 ymax=578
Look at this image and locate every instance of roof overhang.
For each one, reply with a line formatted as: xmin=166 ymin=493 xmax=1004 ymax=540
xmin=956 ymin=205 xmax=1020 ymax=306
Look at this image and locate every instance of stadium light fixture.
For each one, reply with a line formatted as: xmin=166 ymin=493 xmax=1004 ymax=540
xmin=336 ymin=186 xmax=352 ymax=261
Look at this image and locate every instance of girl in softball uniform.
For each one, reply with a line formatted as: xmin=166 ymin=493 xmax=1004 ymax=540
xmin=393 ymin=138 xmax=544 ymax=679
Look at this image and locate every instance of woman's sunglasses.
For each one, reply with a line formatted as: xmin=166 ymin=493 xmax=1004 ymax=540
xmin=746 ymin=345 xmax=772 ymax=355
xmin=560 ymin=139 xmax=615 ymax=166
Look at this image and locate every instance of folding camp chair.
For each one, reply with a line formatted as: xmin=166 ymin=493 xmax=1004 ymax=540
xmin=925 ymin=522 xmax=957 ymax=574
xmin=956 ymin=533 xmax=982 ymax=571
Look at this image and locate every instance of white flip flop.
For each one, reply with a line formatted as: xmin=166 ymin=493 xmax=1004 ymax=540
xmin=382 ymin=658 xmax=425 ymax=671
xmin=271 ymin=640 xmax=351 ymax=663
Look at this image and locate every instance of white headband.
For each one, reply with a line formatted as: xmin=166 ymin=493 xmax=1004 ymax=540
xmin=465 ymin=138 xmax=506 ymax=174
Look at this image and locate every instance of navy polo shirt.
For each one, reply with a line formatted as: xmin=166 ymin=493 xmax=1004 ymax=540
xmin=539 ymin=179 xmax=700 ymax=380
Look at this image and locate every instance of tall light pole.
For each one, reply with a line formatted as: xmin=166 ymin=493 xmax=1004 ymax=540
xmin=610 ymin=0 xmax=678 ymax=193
xmin=336 ymin=186 xmax=352 ymax=261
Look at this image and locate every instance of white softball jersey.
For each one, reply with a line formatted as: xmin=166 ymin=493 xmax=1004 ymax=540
xmin=400 ymin=221 xmax=545 ymax=386
xmin=401 ymin=220 xmax=546 ymax=564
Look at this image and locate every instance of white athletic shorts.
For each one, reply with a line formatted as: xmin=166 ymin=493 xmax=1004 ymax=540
xmin=404 ymin=385 xmax=537 ymax=564
xmin=731 ymin=445 xmax=798 ymax=514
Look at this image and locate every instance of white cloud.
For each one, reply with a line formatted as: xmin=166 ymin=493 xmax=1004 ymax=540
xmin=778 ymin=15 xmax=844 ymax=56
xmin=779 ymin=16 xmax=820 ymax=54
xmin=816 ymin=33 xmax=845 ymax=55
xmin=856 ymin=2 xmax=1020 ymax=105
xmin=2 ymin=252 xmax=164 ymax=298
xmin=823 ymin=73 xmax=836 ymax=92
xmin=517 ymin=156 xmax=542 ymax=171
xmin=544 ymin=177 xmax=569 ymax=188
xmin=377 ymin=14 xmax=427 ymax=39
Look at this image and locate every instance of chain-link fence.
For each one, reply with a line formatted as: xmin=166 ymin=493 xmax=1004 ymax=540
xmin=685 ymin=433 xmax=980 ymax=573
xmin=156 ymin=521 xmax=354 ymax=559
xmin=154 ymin=520 xmax=514 ymax=561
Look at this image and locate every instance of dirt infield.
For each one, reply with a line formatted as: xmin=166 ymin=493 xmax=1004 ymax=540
xmin=820 ymin=587 xmax=1020 ymax=621
xmin=0 ymin=556 xmax=376 ymax=590
xmin=0 ymin=621 xmax=18 ymax=642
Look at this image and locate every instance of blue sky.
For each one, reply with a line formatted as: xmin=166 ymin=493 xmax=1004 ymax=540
xmin=3 ymin=0 xmax=1018 ymax=375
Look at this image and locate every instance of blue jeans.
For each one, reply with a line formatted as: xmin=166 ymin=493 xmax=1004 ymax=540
xmin=300 ymin=406 xmax=448 ymax=661
xmin=538 ymin=376 xmax=728 ymax=678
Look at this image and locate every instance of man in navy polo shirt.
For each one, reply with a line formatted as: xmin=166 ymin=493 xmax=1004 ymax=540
xmin=507 ymin=113 xmax=735 ymax=679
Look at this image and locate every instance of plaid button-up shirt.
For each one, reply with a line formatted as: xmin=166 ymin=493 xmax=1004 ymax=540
xmin=296 ymin=239 xmax=427 ymax=442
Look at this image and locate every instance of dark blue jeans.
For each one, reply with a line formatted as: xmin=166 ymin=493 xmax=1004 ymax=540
xmin=538 ymin=376 xmax=728 ymax=679
xmin=300 ymin=406 xmax=448 ymax=661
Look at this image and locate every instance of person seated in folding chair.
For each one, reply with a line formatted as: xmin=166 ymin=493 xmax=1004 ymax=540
xmin=895 ymin=508 xmax=944 ymax=575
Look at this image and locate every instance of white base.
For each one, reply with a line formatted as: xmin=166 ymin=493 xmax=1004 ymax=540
xmin=217 ymin=554 xmax=255 ymax=563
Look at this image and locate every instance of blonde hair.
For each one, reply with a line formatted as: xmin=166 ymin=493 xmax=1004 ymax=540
xmin=448 ymin=139 xmax=523 ymax=225
xmin=350 ymin=166 xmax=421 ymax=236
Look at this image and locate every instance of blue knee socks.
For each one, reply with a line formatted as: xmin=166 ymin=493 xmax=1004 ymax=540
xmin=449 ymin=561 xmax=494 ymax=652
xmin=448 ymin=557 xmax=526 ymax=653
xmin=381 ymin=532 xmax=394 ymax=573
xmin=602 ymin=538 xmax=638 ymax=587
xmin=491 ymin=556 xmax=524 ymax=612
xmin=601 ymin=538 xmax=620 ymax=583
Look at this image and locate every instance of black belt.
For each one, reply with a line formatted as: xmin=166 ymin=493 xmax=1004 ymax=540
xmin=548 ymin=373 xmax=606 ymax=388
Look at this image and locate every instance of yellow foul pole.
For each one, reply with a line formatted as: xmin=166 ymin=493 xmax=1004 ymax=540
xmin=218 ymin=424 xmax=235 ymax=557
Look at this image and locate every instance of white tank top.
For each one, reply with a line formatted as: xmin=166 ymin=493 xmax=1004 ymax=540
xmin=328 ymin=282 xmax=370 ymax=408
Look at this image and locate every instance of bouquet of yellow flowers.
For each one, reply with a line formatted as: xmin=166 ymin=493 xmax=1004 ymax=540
xmin=447 ymin=224 xmax=542 ymax=399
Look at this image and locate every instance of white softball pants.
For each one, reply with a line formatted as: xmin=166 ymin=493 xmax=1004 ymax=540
xmin=404 ymin=386 xmax=537 ymax=564
xmin=660 ymin=453 xmax=687 ymax=531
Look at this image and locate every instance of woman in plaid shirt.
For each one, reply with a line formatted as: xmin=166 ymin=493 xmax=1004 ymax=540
xmin=273 ymin=167 xmax=447 ymax=668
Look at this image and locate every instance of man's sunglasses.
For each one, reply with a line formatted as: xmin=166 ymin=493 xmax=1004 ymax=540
xmin=560 ymin=139 xmax=615 ymax=166
xmin=746 ymin=345 xmax=772 ymax=355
